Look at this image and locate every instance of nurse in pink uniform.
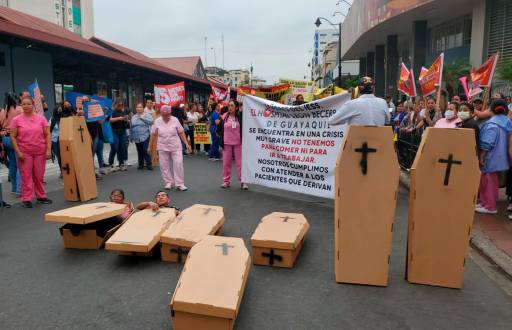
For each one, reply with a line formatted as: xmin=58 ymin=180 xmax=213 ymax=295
xmin=9 ymin=95 xmax=52 ymax=208
xmin=148 ymin=105 xmax=191 ymax=191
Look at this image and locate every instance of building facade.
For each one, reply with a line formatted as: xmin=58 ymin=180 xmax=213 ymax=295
xmin=205 ymin=67 xmax=250 ymax=87
xmin=0 ymin=0 xmax=94 ymax=38
xmin=340 ymin=0 xmax=512 ymax=98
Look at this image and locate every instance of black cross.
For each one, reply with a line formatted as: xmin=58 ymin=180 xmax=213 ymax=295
xmin=261 ymin=249 xmax=283 ymax=265
xmin=203 ymin=207 xmax=215 ymax=216
xmin=77 ymin=126 xmax=85 ymax=143
xmin=95 ymin=205 xmax=108 ymax=209
xmin=170 ymin=247 xmax=189 ymax=263
xmin=354 ymin=142 xmax=377 ymax=175
xmin=215 ymin=243 xmax=234 ymax=255
xmin=62 ymin=163 xmax=71 ymax=175
xmin=152 ymin=210 xmax=163 ymax=217
xmin=438 ymin=154 xmax=462 ymax=186
xmin=280 ymin=216 xmax=293 ymax=222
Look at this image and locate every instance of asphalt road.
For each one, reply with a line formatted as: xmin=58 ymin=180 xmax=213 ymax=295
xmin=1 ymin=155 xmax=511 ymax=329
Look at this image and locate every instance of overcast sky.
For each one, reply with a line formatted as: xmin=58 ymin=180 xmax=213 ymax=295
xmin=93 ymin=0 xmax=348 ymax=83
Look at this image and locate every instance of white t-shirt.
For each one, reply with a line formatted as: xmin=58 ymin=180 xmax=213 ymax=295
xmin=328 ymin=94 xmax=390 ymax=126
xmin=187 ymin=111 xmax=199 ymax=125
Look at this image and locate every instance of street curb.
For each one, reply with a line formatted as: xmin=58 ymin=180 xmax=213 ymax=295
xmin=399 ymin=169 xmax=512 ymax=279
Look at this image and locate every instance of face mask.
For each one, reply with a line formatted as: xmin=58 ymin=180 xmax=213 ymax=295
xmin=458 ymin=112 xmax=471 ymax=120
xmin=444 ymin=110 xmax=455 ymax=119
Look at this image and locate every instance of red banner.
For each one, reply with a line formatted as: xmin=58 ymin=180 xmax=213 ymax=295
xmin=397 ymin=63 xmax=417 ymax=97
xmin=154 ymin=82 xmax=186 ymax=108
xmin=469 ymin=53 xmax=499 ymax=95
xmin=418 ymin=53 xmax=444 ymax=97
xmin=210 ymin=84 xmax=230 ymax=104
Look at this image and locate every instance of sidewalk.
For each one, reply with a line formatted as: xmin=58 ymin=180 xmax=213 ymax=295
xmin=399 ymin=170 xmax=512 ymax=278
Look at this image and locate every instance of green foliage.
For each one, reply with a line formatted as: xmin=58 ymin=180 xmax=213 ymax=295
xmin=342 ymin=76 xmax=359 ymax=89
xmin=497 ymin=60 xmax=512 ymax=82
xmin=443 ymin=59 xmax=470 ymax=95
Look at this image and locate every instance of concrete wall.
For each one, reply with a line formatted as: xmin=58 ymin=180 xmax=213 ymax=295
xmin=7 ymin=0 xmax=58 ymax=25
xmin=0 ymin=43 xmax=14 ymax=106
xmin=12 ymin=47 xmax=55 ymax=118
xmin=80 ymin=0 xmax=95 ymax=38
xmin=470 ymin=0 xmax=487 ymax=67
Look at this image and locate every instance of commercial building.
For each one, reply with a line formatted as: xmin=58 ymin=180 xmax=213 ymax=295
xmin=340 ymin=0 xmax=512 ymax=98
xmin=0 ymin=7 xmax=222 ymax=113
xmin=0 ymin=0 xmax=94 ymax=38
xmin=204 ymin=67 xmax=250 ymax=88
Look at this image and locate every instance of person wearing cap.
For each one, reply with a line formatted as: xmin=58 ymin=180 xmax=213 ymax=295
xmin=148 ymin=105 xmax=191 ymax=191
xmin=476 ymin=99 xmax=512 ymax=215
xmin=328 ymin=76 xmax=390 ymax=126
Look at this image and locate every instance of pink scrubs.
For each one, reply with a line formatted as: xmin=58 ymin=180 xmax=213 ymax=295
xmin=434 ymin=117 xmax=462 ymax=128
xmin=222 ymin=114 xmax=242 ymax=185
xmin=9 ymin=113 xmax=48 ymax=202
xmin=151 ymin=116 xmax=185 ymax=187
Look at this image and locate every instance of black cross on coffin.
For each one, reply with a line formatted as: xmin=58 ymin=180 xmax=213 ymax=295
xmin=77 ymin=126 xmax=85 ymax=143
xmin=261 ymin=249 xmax=283 ymax=265
xmin=152 ymin=210 xmax=163 ymax=217
xmin=62 ymin=163 xmax=71 ymax=175
xmin=438 ymin=154 xmax=462 ymax=186
xmin=203 ymin=207 xmax=215 ymax=216
xmin=215 ymin=243 xmax=234 ymax=255
xmin=170 ymin=247 xmax=189 ymax=263
xmin=354 ymin=142 xmax=377 ymax=175
xmin=280 ymin=216 xmax=293 ymax=223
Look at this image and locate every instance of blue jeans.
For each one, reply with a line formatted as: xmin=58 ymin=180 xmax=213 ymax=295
xmin=2 ymin=136 xmax=20 ymax=193
xmin=109 ymin=131 xmax=127 ymax=166
xmin=93 ymin=137 xmax=105 ymax=167
xmin=52 ymin=141 xmax=61 ymax=170
xmin=208 ymin=131 xmax=220 ymax=159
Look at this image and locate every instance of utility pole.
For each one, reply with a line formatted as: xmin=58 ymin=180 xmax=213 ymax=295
xmin=204 ymin=36 xmax=208 ymax=67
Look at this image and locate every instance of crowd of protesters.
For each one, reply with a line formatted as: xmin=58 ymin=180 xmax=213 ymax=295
xmin=393 ymin=91 xmax=512 ymax=218
xmin=0 ymin=92 xmax=249 ymax=208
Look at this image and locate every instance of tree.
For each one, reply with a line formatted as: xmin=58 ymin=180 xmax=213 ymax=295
xmin=443 ymin=59 xmax=470 ymax=98
xmin=497 ymin=60 xmax=512 ymax=83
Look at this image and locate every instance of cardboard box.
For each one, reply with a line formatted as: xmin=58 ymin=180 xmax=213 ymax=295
xmin=406 ymin=128 xmax=480 ymax=289
xmin=149 ymin=134 xmax=158 ymax=167
xmin=45 ymin=202 xmax=126 ymax=224
xmin=105 ymin=208 xmax=176 ymax=253
xmin=170 ymin=235 xmax=251 ymax=330
xmin=160 ymin=204 xmax=224 ymax=263
xmin=59 ymin=140 xmax=79 ymax=201
xmin=59 ymin=116 xmax=97 ymax=201
xmin=59 ymin=218 xmax=123 ymax=250
xmin=334 ymin=126 xmax=399 ymax=286
xmin=250 ymin=212 xmax=309 ymax=268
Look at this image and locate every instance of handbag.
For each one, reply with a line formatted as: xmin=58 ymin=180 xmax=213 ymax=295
xmin=102 ymin=121 xmax=114 ymax=144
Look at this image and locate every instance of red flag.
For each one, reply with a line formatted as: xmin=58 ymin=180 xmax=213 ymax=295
xmin=459 ymin=76 xmax=470 ymax=101
xmin=397 ymin=63 xmax=417 ymax=97
xmin=418 ymin=53 xmax=444 ymax=97
xmin=471 ymin=53 xmax=499 ymax=88
xmin=154 ymin=82 xmax=186 ymax=108
xmin=210 ymin=84 xmax=230 ymax=105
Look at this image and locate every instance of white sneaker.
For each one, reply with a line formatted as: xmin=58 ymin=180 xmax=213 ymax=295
xmin=508 ymin=213 xmax=512 ymax=220
xmin=164 ymin=183 xmax=172 ymax=190
xmin=507 ymin=204 xmax=512 ymax=212
xmin=475 ymin=206 xmax=498 ymax=214
xmin=176 ymin=185 xmax=188 ymax=191
xmin=242 ymin=183 xmax=249 ymax=190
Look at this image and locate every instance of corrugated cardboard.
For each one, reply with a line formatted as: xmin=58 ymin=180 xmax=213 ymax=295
xmin=250 ymin=212 xmax=309 ymax=268
xmin=45 ymin=202 xmax=126 ymax=224
xmin=160 ymin=204 xmax=225 ymax=263
xmin=407 ymin=128 xmax=480 ymax=289
xmin=58 ymin=217 xmax=124 ymax=250
xmin=171 ymin=235 xmax=251 ymax=330
xmin=59 ymin=140 xmax=79 ymax=201
xmin=59 ymin=116 xmax=97 ymax=201
xmin=334 ymin=126 xmax=399 ymax=286
xmin=105 ymin=208 xmax=176 ymax=253
xmin=149 ymin=134 xmax=158 ymax=167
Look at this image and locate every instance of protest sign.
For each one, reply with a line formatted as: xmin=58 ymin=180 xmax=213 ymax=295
xmin=242 ymin=93 xmax=350 ymax=199
xmin=397 ymin=63 xmax=417 ymax=97
xmin=211 ymin=84 xmax=230 ymax=104
xmin=418 ymin=53 xmax=444 ymax=97
xmin=154 ymin=82 xmax=186 ymax=108
xmin=83 ymin=101 xmax=105 ymax=122
xmin=279 ymin=78 xmax=315 ymax=103
xmin=28 ymin=79 xmax=44 ymax=115
xmin=469 ymin=53 xmax=499 ymax=97
xmin=193 ymin=122 xmax=211 ymax=144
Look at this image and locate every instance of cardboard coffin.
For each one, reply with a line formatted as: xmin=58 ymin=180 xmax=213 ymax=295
xmin=105 ymin=208 xmax=176 ymax=254
xmin=171 ymin=235 xmax=251 ymax=330
xmin=334 ymin=126 xmax=399 ymax=286
xmin=160 ymin=204 xmax=225 ymax=263
xmin=45 ymin=202 xmax=127 ymax=249
xmin=251 ymin=212 xmax=309 ymax=268
xmin=407 ymin=128 xmax=480 ymax=289
xmin=59 ymin=140 xmax=79 ymax=201
xmin=59 ymin=116 xmax=97 ymax=202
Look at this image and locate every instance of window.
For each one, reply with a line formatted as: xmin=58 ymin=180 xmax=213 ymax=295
xmin=320 ymin=34 xmax=327 ymax=37
xmin=428 ymin=15 xmax=471 ymax=54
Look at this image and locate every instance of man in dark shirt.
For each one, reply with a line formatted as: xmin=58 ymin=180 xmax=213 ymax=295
xmin=171 ymin=104 xmax=187 ymax=125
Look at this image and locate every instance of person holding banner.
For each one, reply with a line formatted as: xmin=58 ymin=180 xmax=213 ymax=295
xmin=9 ymin=95 xmax=52 ymax=208
xmin=328 ymin=76 xmax=390 ymax=126
xmin=148 ymin=105 xmax=191 ymax=191
xmin=131 ymin=102 xmax=153 ymax=170
xmin=0 ymin=93 xmax=22 ymax=197
xmin=218 ymin=100 xmax=247 ymax=190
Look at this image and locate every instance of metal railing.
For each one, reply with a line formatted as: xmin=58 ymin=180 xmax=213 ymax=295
xmin=395 ymin=129 xmax=423 ymax=170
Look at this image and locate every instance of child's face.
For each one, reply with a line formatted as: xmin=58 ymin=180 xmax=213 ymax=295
xmin=110 ymin=192 xmax=124 ymax=204
xmin=155 ymin=192 xmax=169 ymax=207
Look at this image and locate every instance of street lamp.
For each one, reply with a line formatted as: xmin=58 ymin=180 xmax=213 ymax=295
xmin=315 ymin=17 xmax=343 ymax=89
xmin=332 ymin=11 xmax=346 ymax=18
xmin=336 ymin=0 xmax=352 ymax=6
